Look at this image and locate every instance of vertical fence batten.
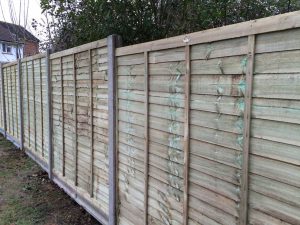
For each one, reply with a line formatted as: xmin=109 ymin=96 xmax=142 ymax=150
xmin=143 ymin=51 xmax=149 ymax=225
xmin=17 ymin=60 xmax=24 ymax=150
xmin=13 ymin=66 xmax=16 ymax=137
xmin=183 ymin=45 xmax=191 ymax=225
xmin=73 ymin=53 xmax=78 ymax=186
xmin=15 ymin=66 xmax=18 ymax=139
xmin=26 ymin=61 xmax=30 ymax=147
xmin=32 ymin=60 xmax=37 ymax=152
xmin=7 ymin=68 xmax=11 ymax=135
xmin=60 ymin=57 xmax=65 ymax=176
xmin=39 ymin=58 xmax=44 ymax=157
xmin=7 ymin=67 xmax=10 ymax=135
xmin=46 ymin=49 xmax=53 ymax=180
xmin=4 ymin=67 xmax=7 ymax=135
xmin=13 ymin=66 xmax=15 ymax=137
xmin=8 ymin=67 xmax=10 ymax=136
xmin=89 ymin=49 xmax=94 ymax=197
xmin=9 ymin=67 xmax=13 ymax=136
xmin=240 ymin=34 xmax=256 ymax=225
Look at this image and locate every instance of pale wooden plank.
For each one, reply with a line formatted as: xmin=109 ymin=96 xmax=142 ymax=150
xmin=251 ymin=118 xmax=300 ymax=147
xmin=191 ymin=55 xmax=247 ymax=75
xmin=190 ymin=153 xmax=240 ymax=185
xmin=190 ymin=182 xmax=238 ymax=217
xmin=248 ymin=209 xmax=292 ymax=225
xmin=250 ymin=138 xmax=300 ymax=166
xmin=253 ymin=74 xmax=300 ymax=100
xmin=255 ymin=50 xmax=300 ymax=74
xmin=252 ymin=98 xmax=300 ymax=124
xmin=256 ymin=28 xmax=300 ymax=54
xmin=117 ymin=53 xmax=144 ymax=66
xmin=50 ymin=39 xmax=107 ymax=59
xmin=250 ymin=155 xmax=300 ymax=188
xmin=190 ymin=139 xmax=241 ymax=169
xmin=190 ymin=168 xmax=239 ymax=202
xmin=249 ymin=191 xmax=300 ymax=224
xmin=149 ymin=47 xmax=185 ymax=63
xmin=191 ymin=37 xmax=248 ymax=60
xmin=249 ymin=174 xmax=300 ymax=208
xmin=189 ymin=196 xmax=237 ymax=225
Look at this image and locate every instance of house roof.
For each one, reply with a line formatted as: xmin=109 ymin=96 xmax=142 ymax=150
xmin=0 ymin=21 xmax=39 ymax=43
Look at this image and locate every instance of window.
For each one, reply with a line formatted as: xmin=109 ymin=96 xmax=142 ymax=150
xmin=2 ymin=43 xmax=12 ymax=54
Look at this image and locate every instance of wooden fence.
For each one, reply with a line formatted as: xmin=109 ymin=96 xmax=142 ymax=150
xmin=0 ymin=37 xmax=122 ymax=225
xmin=0 ymin=11 xmax=300 ymax=225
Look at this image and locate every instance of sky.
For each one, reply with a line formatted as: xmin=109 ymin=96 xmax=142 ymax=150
xmin=0 ymin=0 xmax=45 ymax=40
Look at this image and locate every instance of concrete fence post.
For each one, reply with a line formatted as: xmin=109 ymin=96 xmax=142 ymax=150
xmin=108 ymin=34 xmax=122 ymax=225
xmin=17 ymin=59 xmax=24 ymax=150
xmin=46 ymin=49 xmax=53 ymax=180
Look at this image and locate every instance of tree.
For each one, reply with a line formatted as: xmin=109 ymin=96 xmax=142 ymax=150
xmin=40 ymin=0 xmax=300 ymax=51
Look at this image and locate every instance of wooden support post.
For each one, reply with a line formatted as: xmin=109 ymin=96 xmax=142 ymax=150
xmin=18 ymin=60 xmax=24 ymax=150
xmin=32 ymin=61 xmax=37 ymax=152
xmin=143 ymin=51 xmax=149 ymax=225
xmin=9 ymin=66 xmax=14 ymax=139
xmin=108 ymin=34 xmax=122 ymax=225
xmin=14 ymin=66 xmax=18 ymax=139
xmin=89 ymin=49 xmax=94 ymax=197
xmin=7 ymin=67 xmax=10 ymax=136
xmin=0 ymin=63 xmax=7 ymax=136
xmin=4 ymin=67 xmax=7 ymax=135
xmin=7 ymin=68 xmax=10 ymax=135
xmin=26 ymin=61 xmax=30 ymax=147
xmin=60 ymin=57 xmax=65 ymax=176
xmin=39 ymin=58 xmax=44 ymax=157
xmin=183 ymin=45 xmax=191 ymax=225
xmin=73 ymin=53 xmax=78 ymax=186
xmin=13 ymin=66 xmax=17 ymax=139
xmin=46 ymin=49 xmax=54 ymax=180
xmin=9 ymin=67 xmax=13 ymax=136
xmin=239 ymin=35 xmax=256 ymax=225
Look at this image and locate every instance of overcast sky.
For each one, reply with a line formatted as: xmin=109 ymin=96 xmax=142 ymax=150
xmin=0 ymin=0 xmax=45 ymax=40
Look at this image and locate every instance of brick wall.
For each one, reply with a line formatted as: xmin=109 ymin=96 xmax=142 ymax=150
xmin=24 ymin=40 xmax=39 ymax=57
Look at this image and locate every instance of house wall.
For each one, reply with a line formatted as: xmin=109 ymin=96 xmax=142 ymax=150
xmin=0 ymin=42 xmax=23 ymax=63
xmin=24 ymin=40 xmax=39 ymax=57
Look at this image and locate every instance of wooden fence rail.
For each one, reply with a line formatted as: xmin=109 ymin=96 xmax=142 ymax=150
xmin=1 ymin=11 xmax=300 ymax=225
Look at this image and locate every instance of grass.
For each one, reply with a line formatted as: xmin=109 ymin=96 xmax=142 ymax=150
xmin=0 ymin=135 xmax=100 ymax=225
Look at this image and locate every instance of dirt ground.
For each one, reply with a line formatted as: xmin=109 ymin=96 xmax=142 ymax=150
xmin=0 ymin=135 xmax=101 ymax=225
